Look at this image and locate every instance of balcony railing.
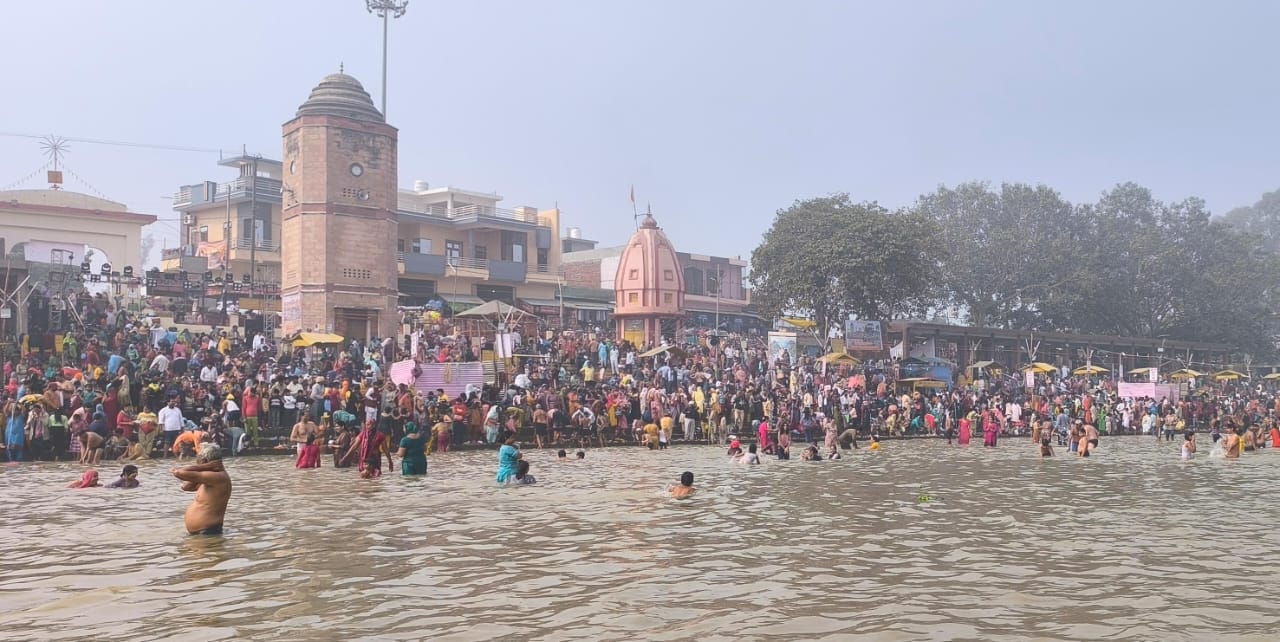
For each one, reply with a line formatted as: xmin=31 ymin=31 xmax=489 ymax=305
xmin=234 ymin=238 xmax=280 ymax=252
xmin=173 ymin=176 xmax=283 ymax=208
xmin=398 ymin=201 xmax=539 ymax=225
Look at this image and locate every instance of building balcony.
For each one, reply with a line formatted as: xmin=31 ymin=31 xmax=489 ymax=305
xmin=173 ymin=177 xmax=283 ymax=209
xmin=397 ymin=202 xmax=543 ymax=231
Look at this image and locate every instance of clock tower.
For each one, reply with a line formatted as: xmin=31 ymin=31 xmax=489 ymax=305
xmin=280 ymin=73 xmax=399 ymax=340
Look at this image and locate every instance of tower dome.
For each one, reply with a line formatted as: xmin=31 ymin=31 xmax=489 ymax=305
xmin=295 ymin=73 xmax=385 ymax=123
xmin=614 ymin=213 xmax=685 ymax=347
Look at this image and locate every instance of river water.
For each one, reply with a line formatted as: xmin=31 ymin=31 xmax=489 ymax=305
xmin=2 ymin=438 xmax=1279 ymax=641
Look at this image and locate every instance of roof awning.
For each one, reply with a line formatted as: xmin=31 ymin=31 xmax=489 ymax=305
xmin=521 ymin=298 xmax=560 ymax=308
xmin=443 ymin=294 xmax=485 ymax=312
xmin=565 ymin=301 xmax=612 ymax=311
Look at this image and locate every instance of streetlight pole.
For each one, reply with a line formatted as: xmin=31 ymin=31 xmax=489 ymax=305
xmin=366 ymin=0 xmax=409 ymax=118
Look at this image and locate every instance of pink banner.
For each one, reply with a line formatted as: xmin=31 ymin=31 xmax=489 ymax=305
xmin=414 ymin=362 xmax=485 ymax=399
xmin=1117 ymin=382 xmax=1179 ymax=400
xmin=388 ymin=359 xmax=417 ymax=387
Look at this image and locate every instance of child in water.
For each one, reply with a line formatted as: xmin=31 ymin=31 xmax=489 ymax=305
xmin=801 ymin=445 xmax=821 ymax=461
xmin=1039 ymin=438 xmax=1054 ymax=458
xmin=1182 ymin=432 xmax=1197 ymax=460
xmin=869 ymin=435 xmax=882 ymax=451
xmin=514 ymin=459 xmax=537 ymax=485
xmin=108 ymin=465 xmax=140 ymax=488
xmin=669 ymin=471 xmax=696 ymax=498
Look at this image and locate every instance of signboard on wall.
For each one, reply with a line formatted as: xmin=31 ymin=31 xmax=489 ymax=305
xmin=844 ymin=320 xmax=884 ymax=351
xmin=767 ymin=331 xmax=798 ymax=364
xmin=281 ymin=292 xmax=300 ymax=323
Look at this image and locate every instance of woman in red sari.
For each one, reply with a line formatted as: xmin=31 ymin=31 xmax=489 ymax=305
xmin=344 ymin=421 xmax=388 ymax=478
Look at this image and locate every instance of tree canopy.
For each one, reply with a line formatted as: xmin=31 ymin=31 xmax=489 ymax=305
xmin=751 ymin=183 xmax=1280 ymax=359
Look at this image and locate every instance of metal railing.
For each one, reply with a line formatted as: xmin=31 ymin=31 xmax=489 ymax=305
xmin=397 ymin=201 xmax=539 ymax=224
xmin=234 ymin=238 xmax=281 ymax=252
xmin=448 ymin=256 xmax=489 ymax=270
xmin=173 ymin=176 xmax=283 ymax=207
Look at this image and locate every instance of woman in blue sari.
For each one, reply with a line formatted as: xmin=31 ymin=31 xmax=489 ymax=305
xmin=496 ymin=437 xmax=521 ymax=484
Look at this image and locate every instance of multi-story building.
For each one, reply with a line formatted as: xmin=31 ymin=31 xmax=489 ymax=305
xmin=166 ymin=72 xmax=568 ymax=339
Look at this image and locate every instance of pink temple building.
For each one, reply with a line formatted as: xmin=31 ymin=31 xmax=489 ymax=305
xmin=613 ymin=213 xmax=685 ymax=347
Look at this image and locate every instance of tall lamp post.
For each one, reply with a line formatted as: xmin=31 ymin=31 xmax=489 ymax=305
xmin=366 ymin=0 xmax=409 ymax=118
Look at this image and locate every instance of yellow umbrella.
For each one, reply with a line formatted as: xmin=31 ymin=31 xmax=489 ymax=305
xmin=780 ymin=317 xmax=816 ymax=331
xmin=1168 ymin=368 xmax=1204 ymax=380
xmin=1213 ymin=369 xmax=1248 ymax=380
xmin=1072 ymin=365 xmax=1109 ymax=376
xmin=1128 ymin=367 xmax=1156 ymax=376
xmin=1263 ymin=373 xmax=1280 ymax=381
xmin=1022 ymin=362 xmax=1056 ymax=374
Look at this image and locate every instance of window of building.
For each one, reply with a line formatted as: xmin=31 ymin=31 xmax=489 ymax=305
xmin=628 ymin=292 xmax=639 ymax=304
xmin=397 ymin=239 xmax=406 ymax=253
xmin=412 ymin=238 xmax=431 ymax=254
xmin=629 ymin=269 xmax=639 ymax=280
xmin=500 ymin=230 xmax=526 ymax=263
xmin=198 ymin=226 xmax=209 ymax=242
xmin=664 ymin=270 xmax=673 ymax=281
xmin=474 ymin=245 xmax=488 ymax=260
xmin=536 ymin=248 xmax=549 ymax=268
xmin=684 ymin=266 xmax=704 ymax=296
xmin=446 ymin=241 xmax=462 ymax=260
xmin=664 ymin=293 xmax=673 ymax=304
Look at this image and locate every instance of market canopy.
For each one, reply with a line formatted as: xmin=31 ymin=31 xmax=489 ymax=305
xmin=1263 ymin=372 xmax=1280 ymax=381
xmin=292 ymin=332 xmax=345 ymax=347
xmin=1213 ymin=369 xmax=1249 ymax=380
xmin=966 ymin=360 xmax=997 ymax=371
xmin=1072 ymin=365 xmax=1109 ymax=375
xmin=818 ymin=352 xmax=861 ymax=366
xmin=1128 ymin=367 xmax=1157 ymax=376
xmin=1022 ymin=362 xmax=1057 ymax=374
xmin=1168 ymin=368 xmax=1205 ymax=380
xmin=456 ymin=300 xmax=525 ymax=319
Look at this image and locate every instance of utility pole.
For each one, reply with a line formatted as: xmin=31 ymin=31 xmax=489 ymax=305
xmin=366 ymin=0 xmax=409 ymax=118
xmin=248 ymin=155 xmax=259 ymax=303
xmin=221 ymin=180 xmax=231 ymax=314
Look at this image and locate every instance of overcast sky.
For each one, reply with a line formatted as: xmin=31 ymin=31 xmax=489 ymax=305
xmin=2 ymin=0 xmax=1278 ymax=267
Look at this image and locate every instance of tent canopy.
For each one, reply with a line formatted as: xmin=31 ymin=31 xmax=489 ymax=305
xmin=456 ymin=300 xmax=525 ymax=319
xmin=1263 ymin=372 xmax=1280 ymax=381
xmin=966 ymin=360 xmax=997 ymax=371
xmin=1022 ymin=362 xmax=1057 ymax=374
xmin=1168 ymin=368 xmax=1204 ymax=379
xmin=292 ymin=332 xmax=345 ymax=347
xmin=818 ymin=352 xmax=861 ymax=366
xmin=1128 ymin=367 xmax=1157 ymax=376
xmin=638 ymin=345 xmax=688 ymax=359
xmin=1213 ymin=369 xmax=1248 ymax=380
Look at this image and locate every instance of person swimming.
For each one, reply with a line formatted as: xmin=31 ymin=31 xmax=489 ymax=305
xmin=575 ymin=450 xmax=586 ymax=460
xmin=1039 ymin=437 xmax=1054 ymax=458
xmin=801 ymin=445 xmax=821 ymax=461
xmin=68 ymin=469 xmax=100 ymax=488
xmin=670 ymin=471 xmax=696 ymax=498
xmin=107 ymin=465 xmax=139 ymax=488
xmin=726 ymin=436 xmax=742 ymax=457
xmin=557 ymin=449 xmax=568 ymax=461
xmin=738 ymin=443 xmax=761 ymax=465
xmin=869 ymin=435 xmax=882 ymax=450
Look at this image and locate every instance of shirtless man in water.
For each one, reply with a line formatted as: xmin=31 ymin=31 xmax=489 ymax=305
xmin=171 ymin=443 xmax=232 ymax=535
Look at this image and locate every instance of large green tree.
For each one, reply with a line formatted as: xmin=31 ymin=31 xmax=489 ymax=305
xmin=749 ymin=194 xmax=941 ymax=343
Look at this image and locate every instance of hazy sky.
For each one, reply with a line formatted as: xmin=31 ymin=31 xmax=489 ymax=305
xmin=3 ymin=1 xmax=1279 ymax=267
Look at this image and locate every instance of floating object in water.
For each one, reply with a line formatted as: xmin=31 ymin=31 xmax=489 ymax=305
xmin=916 ymin=494 xmax=934 ymax=503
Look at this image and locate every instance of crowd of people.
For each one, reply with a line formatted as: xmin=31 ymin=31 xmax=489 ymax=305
xmin=6 ymin=294 xmax=1280 ymax=471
